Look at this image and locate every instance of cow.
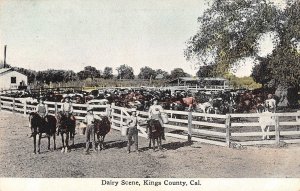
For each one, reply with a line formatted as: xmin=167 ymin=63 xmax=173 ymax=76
xmin=258 ymin=109 xmax=275 ymax=140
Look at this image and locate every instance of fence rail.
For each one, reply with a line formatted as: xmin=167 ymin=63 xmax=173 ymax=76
xmin=1 ymin=95 xmax=300 ymax=147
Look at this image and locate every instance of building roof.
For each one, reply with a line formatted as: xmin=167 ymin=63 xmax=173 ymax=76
xmin=167 ymin=77 xmax=227 ymax=83
xmin=0 ymin=68 xmax=12 ymax=74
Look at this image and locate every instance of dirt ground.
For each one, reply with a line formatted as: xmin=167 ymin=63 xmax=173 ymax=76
xmin=0 ymin=110 xmax=300 ymax=178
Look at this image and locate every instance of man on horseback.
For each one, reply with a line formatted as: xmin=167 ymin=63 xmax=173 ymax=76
xmin=148 ymin=98 xmax=165 ymax=140
xmin=36 ymin=97 xmax=48 ymax=118
xmin=62 ymin=96 xmax=74 ymax=118
xmin=84 ymin=106 xmax=102 ymax=154
xmin=31 ymin=97 xmax=48 ymax=137
xmin=57 ymin=96 xmax=75 ymax=135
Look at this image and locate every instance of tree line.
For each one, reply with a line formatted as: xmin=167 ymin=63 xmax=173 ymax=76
xmin=0 ymin=62 xmax=191 ymax=84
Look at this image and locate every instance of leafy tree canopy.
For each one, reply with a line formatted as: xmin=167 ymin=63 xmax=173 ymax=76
xmin=116 ymin=64 xmax=135 ymax=79
xmin=185 ymin=0 xmax=300 ymax=87
xmin=138 ymin=66 xmax=156 ymax=79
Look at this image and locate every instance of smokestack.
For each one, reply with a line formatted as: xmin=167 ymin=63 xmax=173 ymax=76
xmin=4 ymin=45 xmax=7 ymax=68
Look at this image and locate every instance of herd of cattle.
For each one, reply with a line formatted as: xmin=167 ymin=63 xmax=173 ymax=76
xmin=1 ymin=87 xmax=278 ymax=115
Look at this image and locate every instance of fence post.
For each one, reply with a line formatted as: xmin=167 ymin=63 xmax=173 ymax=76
xmin=0 ymin=96 xmax=2 ymax=111
xmin=275 ymin=115 xmax=280 ymax=146
xmin=24 ymin=101 xmax=27 ymax=116
xmin=188 ymin=110 xmax=192 ymax=142
xmin=54 ymin=102 xmax=58 ymax=117
xmin=225 ymin=114 xmax=231 ymax=147
xmin=12 ymin=97 xmax=15 ymax=114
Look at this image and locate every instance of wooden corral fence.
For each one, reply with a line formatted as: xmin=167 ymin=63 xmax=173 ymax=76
xmin=1 ymin=95 xmax=300 ymax=147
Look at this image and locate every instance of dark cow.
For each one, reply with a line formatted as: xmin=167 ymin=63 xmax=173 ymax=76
xmin=29 ymin=113 xmax=57 ymax=154
xmin=93 ymin=116 xmax=111 ymax=151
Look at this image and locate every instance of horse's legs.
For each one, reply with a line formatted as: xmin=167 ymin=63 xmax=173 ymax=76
xmin=96 ymin=134 xmax=100 ymax=151
xmin=47 ymin=135 xmax=51 ymax=150
xmin=53 ymin=133 xmax=56 ymax=150
xmin=152 ymin=138 xmax=156 ymax=151
xmin=65 ymin=133 xmax=69 ymax=153
xmin=101 ymin=135 xmax=106 ymax=150
xmin=148 ymin=138 xmax=152 ymax=149
xmin=158 ymin=137 xmax=162 ymax=150
xmin=61 ymin=133 xmax=65 ymax=153
xmin=33 ymin=134 xmax=36 ymax=154
xmin=38 ymin=133 xmax=42 ymax=154
xmin=70 ymin=131 xmax=75 ymax=147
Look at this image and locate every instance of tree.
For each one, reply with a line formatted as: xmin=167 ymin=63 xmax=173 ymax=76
xmin=185 ymin=0 xmax=279 ymax=76
xmin=63 ymin=70 xmax=77 ymax=82
xmin=116 ymin=64 xmax=134 ymax=79
xmin=196 ymin=65 xmax=217 ymax=78
xmin=77 ymin=66 xmax=101 ymax=80
xmin=169 ymin=68 xmax=190 ymax=79
xmin=185 ymin=0 xmax=300 ymax=106
xmin=155 ymin=69 xmax=169 ymax=79
xmin=138 ymin=66 xmax=156 ymax=79
xmin=251 ymin=57 xmax=272 ymax=87
xmin=103 ymin=67 xmax=113 ymax=79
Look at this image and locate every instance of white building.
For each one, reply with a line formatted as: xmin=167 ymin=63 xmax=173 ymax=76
xmin=0 ymin=68 xmax=27 ymax=91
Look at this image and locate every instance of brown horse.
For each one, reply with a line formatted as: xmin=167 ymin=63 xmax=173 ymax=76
xmin=94 ymin=116 xmax=111 ymax=151
xmin=29 ymin=113 xmax=57 ymax=154
xmin=146 ymin=119 xmax=164 ymax=151
xmin=56 ymin=112 xmax=76 ymax=153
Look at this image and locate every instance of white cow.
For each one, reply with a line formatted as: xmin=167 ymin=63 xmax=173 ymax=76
xmin=258 ymin=110 xmax=275 ymax=140
xmin=195 ymin=101 xmax=213 ymax=121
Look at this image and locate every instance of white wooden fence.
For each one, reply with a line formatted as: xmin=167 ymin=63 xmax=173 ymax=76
xmin=1 ymin=95 xmax=300 ymax=147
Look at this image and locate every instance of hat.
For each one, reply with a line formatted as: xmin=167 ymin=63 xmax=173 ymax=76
xmin=38 ymin=96 xmax=45 ymax=101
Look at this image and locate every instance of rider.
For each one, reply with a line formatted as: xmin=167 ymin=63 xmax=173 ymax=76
xmin=265 ymin=94 xmax=276 ymax=113
xmin=58 ymin=96 xmax=75 ymax=135
xmin=84 ymin=106 xmax=101 ymax=154
xmin=148 ymin=98 xmax=165 ymax=140
xmin=62 ymin=96 xmax=74 ymax=119
xmin=35 ymin=97 xmax=48 ymax=119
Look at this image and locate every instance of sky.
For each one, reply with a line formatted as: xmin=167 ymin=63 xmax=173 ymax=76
xmin=0 ymin=0 xmax=286 ymax=77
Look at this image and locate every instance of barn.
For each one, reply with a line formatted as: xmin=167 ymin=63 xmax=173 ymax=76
xmin=0 ymin=68 xmax=27 ymax=91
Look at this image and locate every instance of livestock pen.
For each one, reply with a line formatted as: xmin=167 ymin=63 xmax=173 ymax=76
xmin=1 ymin=95 xmax=300 ymax=147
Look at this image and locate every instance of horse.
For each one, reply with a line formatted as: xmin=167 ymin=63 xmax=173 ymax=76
xmin=93 ymin=116 xmax=111 ymax=151
xmin=29 ymin=113 xmax=57 ymax=154
xmin=146 ymin=119 xmax=164 ymax=151
xmin=56 ymin=112 xmax=76 ymax=153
